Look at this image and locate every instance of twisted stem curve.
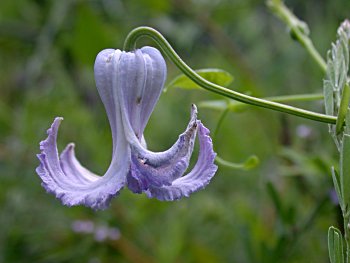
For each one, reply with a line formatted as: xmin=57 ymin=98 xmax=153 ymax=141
xmin=124 ymin=26 xmax=336 ymax=124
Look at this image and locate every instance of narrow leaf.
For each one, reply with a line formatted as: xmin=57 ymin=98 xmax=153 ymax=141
xmin=345 ymin=108 xmax=350 ymax=135
xmin=323 ymin=20 xmax=350 ymax=146
xmin=336 ymin=83 xmax=350 ymax=134
xmin=328 ymin=226 xmax=344 ymax=263
xmin=165 ymin=69 xmax=233 ymax=91
xmin=341 ymin=134 xmax=350 ymax=212
xmin=332 ymin=167 xmax=344 ymax=212
xmin=324 ymin=79 xmax=334 ymax=117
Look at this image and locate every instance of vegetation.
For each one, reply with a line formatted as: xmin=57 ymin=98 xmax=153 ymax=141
xmin=1 ymin=0 xmax=350 ymax=262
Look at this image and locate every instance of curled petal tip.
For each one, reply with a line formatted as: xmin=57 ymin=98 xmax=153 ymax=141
xmin=36 ymin=118 xmax=128 ymax=210
xmin=128 ymin=106 xmax=217 ymax=201
xmin=52 ymin=117 xmax=64 ymax=128
xmin=127 ymin=108 xmax=199 ymax=194
xmin=147 ymin=121 xmax=218 ymax=201
xmin=191 ymin=104 xmax=198 ymax=117
xmin=187 ymin=105 xmax=198 ymax=130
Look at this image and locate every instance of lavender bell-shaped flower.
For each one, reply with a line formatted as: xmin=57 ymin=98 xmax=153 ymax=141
xmin=37 ymin=46 xmax=217 ymax=210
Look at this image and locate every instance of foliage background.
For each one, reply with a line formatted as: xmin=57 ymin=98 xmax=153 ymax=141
xmin=1 ymin=0 xmax=350 ymax=262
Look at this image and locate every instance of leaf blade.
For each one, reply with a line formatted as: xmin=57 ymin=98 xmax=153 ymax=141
xmin=328 ymin=226 xmax=344 ymax=263
xmin=165 ymin=68 xmax=233 ymax=91
xmin=341 ymin=134 xmax=350 ymax=212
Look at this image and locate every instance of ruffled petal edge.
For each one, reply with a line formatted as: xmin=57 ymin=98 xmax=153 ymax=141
xmin=36 ymin=118 xmax=128 ymax=210
xmin=146 ymin=121 xmax=218 ymax=201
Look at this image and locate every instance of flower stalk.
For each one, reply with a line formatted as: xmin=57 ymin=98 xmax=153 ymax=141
xmin=124 ymin=26 xmax=336 ymax=124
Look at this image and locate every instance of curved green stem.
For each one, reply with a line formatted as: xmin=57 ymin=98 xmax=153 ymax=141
xmin=199 ymin=93 xmax=324 ymax=112
xmin=215 ymin=155 xmax=259 ymax=170
xmin=226 ymin=93 xmax=325 ymax=111
xmin=265 ymin=93 xmax=324 ymax=103
xmin=124 ymin=26 xmax=336 ymax=124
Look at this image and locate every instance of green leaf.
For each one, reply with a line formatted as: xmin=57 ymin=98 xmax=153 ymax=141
xmin=324 ymin=79 xmax=334 ymax=117
xmin=165 ymin=69 xmax=233 ymax=91
xmin=331 ymin=167 xmax=344 ymax=212
xmin=324 ymin=21 xmax=350 ymax=147
xmin=336 ymin=83 xmax=350 ymax=134
xmin=328 ymin=36 xmax=349 ymax=100
xmin=345 ymin=108 xmax=350 ymax=135
xmin=328 ymin=226 xmax=344 ymax=263
xmin=341 ymin=134 xmax=350 ymax=213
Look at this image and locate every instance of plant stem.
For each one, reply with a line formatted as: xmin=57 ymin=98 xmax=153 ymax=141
xmin=267 ymin=0 xmax=327 ymax=72
xmin=215 ymin=155 xmax=259 ymax=170
xmin=199 ymin=93 xmax=324 ymax=112
xmin=124 ymin=27 xmax=336 ymax=124
xmin=265 ymin=92 xmax=324 ymax=102
xmin=224 ymin=93 xmax=324 ymax=111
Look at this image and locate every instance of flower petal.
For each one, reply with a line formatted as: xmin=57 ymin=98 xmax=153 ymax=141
xmin=36 ymin=118 xmax=130 ymax=210
xmin=59 ymin=143 xmax=100 ymax=185
xmin=94 ymin=49 xmax=122 ymax=153
xmin=126 ymin=106 xmax=199 ymax=193
xmin=117 ymin=47 xmax=166 ymax=139
xmin=36 ymin=48 xmax=132 ymax=210
xmin=146 ymin=121 xmax=218 ymax=201
xmin=137 ymin=47 xmax=167 ymax=136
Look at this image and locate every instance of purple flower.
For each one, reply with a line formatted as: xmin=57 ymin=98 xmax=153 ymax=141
xmin=36 ymin=47 xmax=217 ymax=210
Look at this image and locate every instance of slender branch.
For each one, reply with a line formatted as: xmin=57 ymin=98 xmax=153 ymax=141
xmin=267 ymin=0 xmax=327 ymax=72
xmin=226 ymin=93 xmax=325 ymax=111
xmin=124 ymin=27 xmax=336 ymax=124
xmin=265 ymin=92 xmax=324 ymax=102
xmin=199 ymin=93 xmax=324 ymax=112
xmin=215 ymin=155 xmax=259 ymax=170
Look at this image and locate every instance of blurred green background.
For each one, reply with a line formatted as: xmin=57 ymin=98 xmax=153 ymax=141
xmin=1 ymin=0 xmax=350 ymax=262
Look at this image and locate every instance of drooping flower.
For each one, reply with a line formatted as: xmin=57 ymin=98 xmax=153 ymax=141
xmin=36 ymin=46 xmax=217 ymax=210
